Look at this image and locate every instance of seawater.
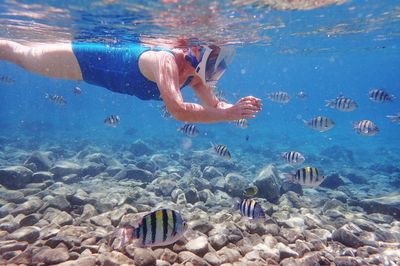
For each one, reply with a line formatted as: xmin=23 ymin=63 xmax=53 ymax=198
xmin=0 ymin=0 xmax=399 ymax=265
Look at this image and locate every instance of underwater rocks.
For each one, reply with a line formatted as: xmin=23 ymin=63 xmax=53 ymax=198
xmin=254 ymin=164 xmax=282 ymax=203
xmin=349 ymin=194 xmax=400 ymax=219
xmin=0 ymin=141 xmax=399 ymax=265
xmin=24 ymin=151 xmax=53 ymax=171
xmin=320 ymin=173 xmax=345 ymax=189
xmin=0 ymin=166 xmax=33 ymax=189
xmin=115 ymin=165 xmax=154 ymax=183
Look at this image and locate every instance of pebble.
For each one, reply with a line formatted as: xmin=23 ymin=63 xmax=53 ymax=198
xmin=32 ymin=246 xmax=70 ymax=265
xmin=185 ymin=236 xmax=209 ymax=257
xmin=332 ymin=228 xmax=364 ymax=248
xmin=131 ymin=247 xmax=157 ymax=266
xmin=7 ymin=226 xmax=40 ymax=243
xmin=209 ymin=234 xmax=229 ymax=250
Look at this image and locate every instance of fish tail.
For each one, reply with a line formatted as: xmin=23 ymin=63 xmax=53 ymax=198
xmin=45 ymin=93 xmax=49 ymax=99
xmin=325 ymin=100 xmax=333 ymax=107
xmin=112 ymin=227 xmax=134 ymax=250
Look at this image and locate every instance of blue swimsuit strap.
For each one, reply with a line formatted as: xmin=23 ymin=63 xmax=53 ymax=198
xmin=151 ymin=47 xmax=194 ymax=89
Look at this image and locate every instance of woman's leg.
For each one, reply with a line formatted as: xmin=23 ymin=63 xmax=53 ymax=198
xmin=0 ymin=40 xmax=83 ymax=80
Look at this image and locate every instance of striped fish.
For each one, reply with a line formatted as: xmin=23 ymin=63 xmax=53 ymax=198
xmin=178 ymin=124 xmax=200 ymax=137
xmin=236 ymin=199 xmax=265 ymax=219
xmin=281 ymin=151 xmax=305 ymax=164
xmin=353 ymin=120 xmax=379 ymax=136
xmin=113 ymin=209 xmax=187 ymax=249
xmin=233 ymin=119 xmax=248 ymax=129
xmin=325 ymin=96 xmax=358 ymax=112
xmin=211 ymin=143 xmax=231 ymax=159
xmin=104 ymin=115 xmax=120 ymax=127
xmin=267 ymin=91 xmax=291 ymax=104
xmin=368 ymin=89 xmax=395 ymax=103
xmin=303 ymin=116 xmax=335 ymax=132
xmin=0 ymin=75 xmax=15 ymax=84
xmin=386 ymin=113 xmax=400 ymax=123
xmin=45 ymin=93 xmax=67 ymax=105
xmin=289 ymin=166 xmax=325 ymax=188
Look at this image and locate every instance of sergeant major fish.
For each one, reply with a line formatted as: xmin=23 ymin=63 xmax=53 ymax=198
xmin=233 ymin=119 xmax=248 ymax=129
xmin=113 ymin=209 xmax=187 ymax=249
xmin=303 ymin=116 xmax=335 ymax=132
xmin=267 ymin=91 xmax=290 ymax=104
xmin=45 ymin=93 xmax=67 ymax=105
xmin=178 ymin=124 xmax=200 ymax=137
xmin=281 ymin=151 xmax=305 ymax=164
xmin=236 ymin=198 xmax=266 ymax=219
xmin=211 ymin=143 xmax=231 ymax=159
xmin=0 ymin=75 xmax=15 ymax=84
xmin=104 ymin=115 xmax=120 ymax=127
xmin=368 ymin=89 xmax=395 ymax=103
xmin=353 ymin=120 xmax=379 ymax=136
xmin=325 ymin=96 xmax=358 ymax=112
xmin=287 ymin=166 xmax=325 ymax=188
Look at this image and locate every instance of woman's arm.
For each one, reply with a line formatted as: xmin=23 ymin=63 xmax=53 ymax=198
xmin=153 ymin=52 xmax=261 ymax=123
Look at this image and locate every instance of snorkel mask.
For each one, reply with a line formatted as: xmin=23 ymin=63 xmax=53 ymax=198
xmin=186 ymin=45 xmax=235 ymax=87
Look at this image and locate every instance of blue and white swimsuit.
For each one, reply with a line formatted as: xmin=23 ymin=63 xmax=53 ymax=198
xmin=72 ymin=42 xmax=192 ymax=100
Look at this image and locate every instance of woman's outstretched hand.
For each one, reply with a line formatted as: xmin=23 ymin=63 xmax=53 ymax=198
xmin=224 ymin=96 xmax=262 ymax=120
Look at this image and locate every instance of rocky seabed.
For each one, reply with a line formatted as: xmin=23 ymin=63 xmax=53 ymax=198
xmin=0 ymin=140 xmax=399 ymax=266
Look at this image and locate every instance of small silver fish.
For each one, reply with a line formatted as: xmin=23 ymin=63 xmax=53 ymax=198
xmin=386 ymin=113 xmax=400 ymax=123
xmin=178 ymin=124 xmax=200 ymax=137
xmin=288 ymin=166 xmax=325 ymax=188
xmin=236 ymin=198 xmax=265 ymax=219
xmin=233 ymin=119 xmax=248 ymax=129
xmin=368 ymin=89 xmax=395 ymax=103
xmin=0 ymin=75 xmax=15 ymax=84
xmin=211 ymin=143 xmax=231 ymax=159
xmin=353 ymin=120 xmax=379 ymax=136
xmin=104 ymin=115 xmax=120 ymax=127
xmin=45 ymin=93 xmax=67 ymax=105
xmin=73 ymin=86 xmax=82 ymax=95
xmin=296 ymin=91 xmax=307 ymax=99
xmin=325 ymin=96 xmax=358 ymax=112
xmin=113 ymin=209 xmax=187 ymax=249
xmin=267 ymin=91 xmax=290 ymax=104
xmin=281 ymin=151 xmax=305 ymax=164
xmin=303 ymin=116 xmax=335 ymax=132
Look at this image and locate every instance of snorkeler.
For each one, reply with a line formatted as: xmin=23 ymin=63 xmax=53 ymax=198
xmin=0 ymin=40 xmax=262 ymax=123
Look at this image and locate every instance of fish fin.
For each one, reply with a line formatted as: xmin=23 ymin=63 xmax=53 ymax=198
xmin=324 ymin=100 xmax=333 ymax=107
xmin=112 ymin=227 xmax=134 ymax=250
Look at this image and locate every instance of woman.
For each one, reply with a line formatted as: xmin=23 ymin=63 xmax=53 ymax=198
xmin=0 ymin=40 xmax=262 ymax=122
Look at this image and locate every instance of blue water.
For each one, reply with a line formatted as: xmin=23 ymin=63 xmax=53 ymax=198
xmin=0 ymin=0 xmax=400 ymax=189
